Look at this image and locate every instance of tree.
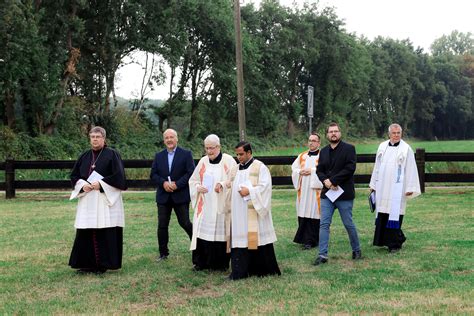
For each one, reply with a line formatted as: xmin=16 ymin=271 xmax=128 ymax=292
xmin=75 ymin=0 xmax=141 ymax=116
xmin=431 ymin=30 xmax=474 ymax=56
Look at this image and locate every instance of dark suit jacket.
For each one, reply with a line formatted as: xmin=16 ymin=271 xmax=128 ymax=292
xmin=150 ymin=146 xmax=195 ymax=204
xmin=316 ymin=141 xmax=356 ymax=201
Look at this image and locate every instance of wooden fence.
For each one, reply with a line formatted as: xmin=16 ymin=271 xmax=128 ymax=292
xmin=1 ymin=149 xmax=474 ymax=199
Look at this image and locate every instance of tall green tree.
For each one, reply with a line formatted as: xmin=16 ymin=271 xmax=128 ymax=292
xmin=431 ymin=30 xmax=474 ymax=56
xmin=75 ymin=0 xmax=141 ymax=115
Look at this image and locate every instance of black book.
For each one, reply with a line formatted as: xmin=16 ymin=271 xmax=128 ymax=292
xmin=368 ymin=191 xmax=376 ymax=213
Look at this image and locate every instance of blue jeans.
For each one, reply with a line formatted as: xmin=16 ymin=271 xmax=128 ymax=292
xmin=318 ymin=198 xmax=360 ymax=258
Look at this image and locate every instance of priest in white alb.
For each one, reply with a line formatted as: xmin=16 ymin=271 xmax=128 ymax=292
xmin=189 ymin=134 xmax=235 ymax=271
xmin=369 ymin=123 xmax=421 ymax=253
xmin=222 ymin=141 xmax=281 ymax=280
xmin=291 ymin=133 xmax=323 ymax=250
xmin=69 ymin=126 xmax=127 ymax=273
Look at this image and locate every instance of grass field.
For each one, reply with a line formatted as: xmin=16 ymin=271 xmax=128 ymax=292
xmin=1 ymin=188 xmax=473 ymax=314
xmin=260 ymin=139 xmax=474 ymax=155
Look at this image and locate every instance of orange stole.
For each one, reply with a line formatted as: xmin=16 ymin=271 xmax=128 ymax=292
xmin=297 ymin=151 xmax=309 ymax=202
xmin=196 ymin=163 xmax=206 ymax=216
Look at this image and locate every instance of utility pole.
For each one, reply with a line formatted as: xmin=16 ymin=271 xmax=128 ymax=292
xmin=234 ymin=0 xmax=246 ymax=141
xmin=307 ymin=85 xmax=314 ymax=135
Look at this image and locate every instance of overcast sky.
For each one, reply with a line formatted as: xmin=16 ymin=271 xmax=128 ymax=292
xmin=115 ymin=0 xmax=473 ymax=100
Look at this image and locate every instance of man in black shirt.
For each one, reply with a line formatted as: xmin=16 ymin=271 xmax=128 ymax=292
xmin=314 ymin=123 xmax=361 ymax=265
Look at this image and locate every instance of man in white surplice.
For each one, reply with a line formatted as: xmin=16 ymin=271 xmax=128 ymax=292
xmin=223 ymin=141 xmax=280 ymax=280
xmin=291 ymin=133 xmax=323 ymax=250
xmin=370 ymin=123 xmax=421 ymax=253
xmin=189 ymin=134 xmax=235 ymax=271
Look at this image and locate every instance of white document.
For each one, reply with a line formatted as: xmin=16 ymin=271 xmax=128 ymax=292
xmin=325 ymin=186 xmax=344 ymax=202
xmin=202 ymin=172 xmax=214 ymax=192
xmin=239 ymin=180 xmax=252 ymax=201
xmin=87 ymin=171 xmax=104 ymax=183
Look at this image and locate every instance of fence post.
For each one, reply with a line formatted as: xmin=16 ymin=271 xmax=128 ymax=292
xmin=415 ymin=148 xmax=425 ymax=193
xmin=5 ymin=158 xmax=15 ymax=199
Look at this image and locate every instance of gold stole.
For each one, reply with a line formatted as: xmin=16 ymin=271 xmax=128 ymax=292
xmin=227 ymin=160 xmax=262 ymax=251
xmin=247 ymin=160 xmax=262 ymax=250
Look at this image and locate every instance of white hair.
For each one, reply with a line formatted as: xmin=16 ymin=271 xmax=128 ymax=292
xmin=388 ymin=123 xmax=402 ymax=133
xmin=163 ymin=128 xmax=178 ymax=138
xmin=204 ymin=134 xmax=220 ymax=146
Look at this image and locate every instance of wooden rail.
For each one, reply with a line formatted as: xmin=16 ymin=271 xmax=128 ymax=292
xmin=1 ymin=150 xmax=474 ymax=198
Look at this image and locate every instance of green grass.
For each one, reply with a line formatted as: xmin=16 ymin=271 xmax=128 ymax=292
xmin=259 ymin=139 xmax=474 ymax=155
xmin=1 ymin=188 xmax=473 ymax=314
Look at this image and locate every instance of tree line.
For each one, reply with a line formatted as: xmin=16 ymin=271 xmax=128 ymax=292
xmin=1 ymin=0 xmax=473 ymax=157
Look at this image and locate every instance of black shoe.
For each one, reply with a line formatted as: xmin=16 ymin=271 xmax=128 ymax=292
xmin=313 ymin=256 xmax=328 ymax=266
xmin=303 ymin=244 xmax=314 ymax=250
xmin=388 ymin=248 xmax=400 ymax=254
xmin=156 ymin=254 xmax=168 ymax=262
xmin=352 ymin=250 xmax=362 ymax=260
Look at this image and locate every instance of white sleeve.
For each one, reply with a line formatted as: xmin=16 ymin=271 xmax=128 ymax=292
xmin=310 ymin=166 xmax=323 ymax=189
xmin=99 ymin=180 xmax=122 ymax=206
xmin=404 ymin=148 xmax=421 ymax=199
xmin=248 ymin=164 xmax=272 ymax=217
xmin=69 ymin=179 xmax=89 ymax=200
xmin=291 ymin=156 xmax=301 ymax=190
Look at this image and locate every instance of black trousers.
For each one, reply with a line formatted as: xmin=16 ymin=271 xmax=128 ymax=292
xmin=157 ymin=201 xmax=193 ymax=256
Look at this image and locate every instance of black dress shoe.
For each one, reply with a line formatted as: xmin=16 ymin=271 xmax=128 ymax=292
xmin=313 ymin=256 xmax=328 ymax=266
xmin=303 ymin=244 xmax=314 ymax=250
xmin=156 ymin=254 xmax=168 ymax=262
xmin=352 ymin=250 xmax=362 ymax=260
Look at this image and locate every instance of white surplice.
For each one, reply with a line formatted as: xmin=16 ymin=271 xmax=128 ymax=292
xmin=291 ymin=151 xmax=323 ymax=219
xmin=230 ymin=160 xmax=277 ymax=248
xmin=189 ymin=153 xmax=236 ymax=250
xmin=70 ymin=179 xmax=125 ymax=229
xmin=369 ymin=139 xmax=421 ymax=216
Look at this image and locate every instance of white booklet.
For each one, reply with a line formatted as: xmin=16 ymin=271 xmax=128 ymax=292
xmin=87 ymin=171 xmax=104 ymax=183
xmin=202 ymin=173 xmax=214 ymax=192
xmin=325 ymin=185 xmax=344 ymax=202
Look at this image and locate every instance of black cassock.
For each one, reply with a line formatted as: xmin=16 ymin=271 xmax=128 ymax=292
xmin=69 ymin=147 xmax=127 ymax=273
xmin=373 ymin=214 xmax=406 ymax=251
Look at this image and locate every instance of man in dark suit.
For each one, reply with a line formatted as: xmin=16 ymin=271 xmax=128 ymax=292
xmin=150 ymin=128 xmax=195 ymax=261
xmin=314 ymin=122 xmax=361 ymax=265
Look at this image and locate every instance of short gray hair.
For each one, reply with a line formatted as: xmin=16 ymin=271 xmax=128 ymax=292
xmin=204 ymin=134 xmax=220 ymax=146
xmin=89 ymin=126 xmax=106 ymax=138
xmin=388 ymin=123 xmax=402 ymax=133
xmin=163 ymin=128 xmax=178 ymax=138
